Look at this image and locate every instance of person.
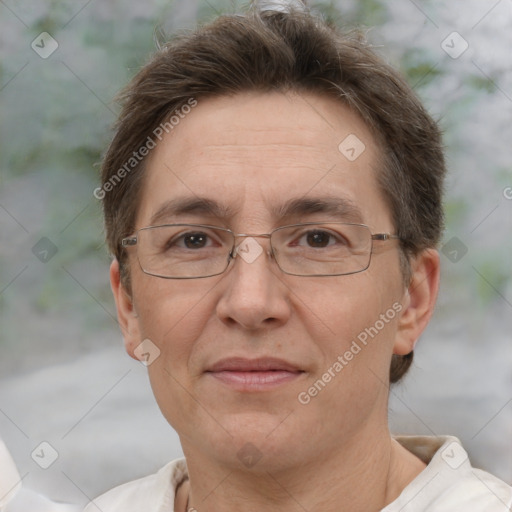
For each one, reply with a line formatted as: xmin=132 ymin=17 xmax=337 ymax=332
xmin=86 ymin=1 xmax=512 ymax=510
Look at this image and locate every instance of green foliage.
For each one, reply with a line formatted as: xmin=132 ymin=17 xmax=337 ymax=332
xmin=400 ymin=49 xmax=442 ymax=90
xmin=444 ymin=198 xmax=469 ymax=227
xmin=197 ymin=0 xmax=247 ymax=21
xmin=312 ymin=0 xmax=387 ymax=26
xmin=474 ymin=260 xmax=509 ymax=307
xmin=467 ymin=74 xmax=496 ymax=94
xmin=350 ymin=0 xmax=388 ymax=26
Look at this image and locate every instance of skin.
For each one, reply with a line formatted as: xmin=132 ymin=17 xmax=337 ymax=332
xmin=111 ymin=91 xmax=440 ymax=512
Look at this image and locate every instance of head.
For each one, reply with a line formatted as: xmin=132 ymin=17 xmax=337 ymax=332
xmin=102 ymin=5 xmax=444 ymax=470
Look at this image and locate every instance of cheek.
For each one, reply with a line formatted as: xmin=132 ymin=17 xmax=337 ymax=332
xmin=299 ymin=271 xmax=398 ymax=342
xmin=137 ymin=280 xmax=219 ymax=429
xmin=299 ymin=276 xmax=402 ymax=390
xmin=295 ymin=263 xmax=404 ymax=394
xmin=132 ymin=277 xmax=216 ymax=366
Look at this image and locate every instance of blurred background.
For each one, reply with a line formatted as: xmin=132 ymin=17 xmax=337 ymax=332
xmin=0 ymin=0 xmax=511 ymax=507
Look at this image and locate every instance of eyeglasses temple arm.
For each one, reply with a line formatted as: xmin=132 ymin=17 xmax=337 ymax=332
xmin=371 ymin=234 xmax=401 ymax=241
xmin=121 ymin=237 xmax=137 ymax=247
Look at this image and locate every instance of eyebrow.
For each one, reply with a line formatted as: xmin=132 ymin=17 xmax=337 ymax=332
xmin=273 ymin=196 xmax=364 ymax=224
xmin=148 ymin=195 xmax=364 ymax=226
xmin=149 ymin=197 xmax=238 ymax=226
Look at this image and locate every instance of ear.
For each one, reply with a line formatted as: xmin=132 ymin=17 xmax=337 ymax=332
xmin=393 ymin=249 xmax=440 ymax=355
xmin=110 ymin=259 xmax=142 ymax=360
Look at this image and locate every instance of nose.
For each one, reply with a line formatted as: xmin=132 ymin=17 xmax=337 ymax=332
xmin=215 ymin=236 xmax=291 ymax=330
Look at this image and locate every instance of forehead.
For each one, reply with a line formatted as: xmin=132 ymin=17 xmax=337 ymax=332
xmin=136 ymin=91 xmax=392 ymax=230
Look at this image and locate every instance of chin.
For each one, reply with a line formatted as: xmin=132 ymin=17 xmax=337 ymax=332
xmin=195 ymin=411 xmax=320 ymax=471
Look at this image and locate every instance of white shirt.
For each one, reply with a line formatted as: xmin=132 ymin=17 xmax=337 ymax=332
xmin=83 ymin=436 xmax=512 ymax=511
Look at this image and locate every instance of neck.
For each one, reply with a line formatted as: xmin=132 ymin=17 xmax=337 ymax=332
xmin=177 ymin=428 xmax=425 ymax=512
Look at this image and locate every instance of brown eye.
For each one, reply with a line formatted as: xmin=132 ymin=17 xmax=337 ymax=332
xmin=306 ymin=230 xmax=332 ymax=248
xmin=183 ymin=233 xmax=208 ymax=249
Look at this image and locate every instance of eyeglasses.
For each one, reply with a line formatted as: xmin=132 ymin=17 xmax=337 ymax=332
xmin=121 ymin=222 xmax=401 ymax=279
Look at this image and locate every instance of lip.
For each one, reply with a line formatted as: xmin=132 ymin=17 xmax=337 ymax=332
xmin=207 ymin=357 xmax=302 ymax=373
xmin=205 ymin=357 xmax=305 ymax=392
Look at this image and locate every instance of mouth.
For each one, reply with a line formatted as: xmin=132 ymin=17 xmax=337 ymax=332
xmin=205 ymin=357 xmax=305 ymax=391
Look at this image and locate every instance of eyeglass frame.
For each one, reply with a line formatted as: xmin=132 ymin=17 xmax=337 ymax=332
xmin=121 ymin=222 xmax=402 ymax=279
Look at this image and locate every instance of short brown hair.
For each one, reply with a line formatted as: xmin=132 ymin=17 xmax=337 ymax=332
xmin=100 ymin=5 xmax=445 ymax=383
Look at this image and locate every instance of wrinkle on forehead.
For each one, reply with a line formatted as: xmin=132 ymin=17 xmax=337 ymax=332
xmin=147 ymin=194 xmax=364 ymax=228
xmin=137 ymin=91 xmax=392 ymax=231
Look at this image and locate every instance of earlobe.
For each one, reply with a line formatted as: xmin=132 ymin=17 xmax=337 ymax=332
xmin=110 ymin=259 xmax=142 ymax=360
xmin=393 ymin=249 xmax=440 ymax=355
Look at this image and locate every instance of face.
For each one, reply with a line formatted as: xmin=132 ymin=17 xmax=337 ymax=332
xmin=112 ymin=91 xmax=437 ymax=472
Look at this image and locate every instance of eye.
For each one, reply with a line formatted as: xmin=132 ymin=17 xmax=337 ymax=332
xmin=294 ymin=229 xmax=348 ymax=248
xmin=304 ymin=230 xmax=334 ymax=248
xmin=167 ymin=231 xmax=215 ymax=250
xmin=182 ymin=232 xmax=210 ymax=249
